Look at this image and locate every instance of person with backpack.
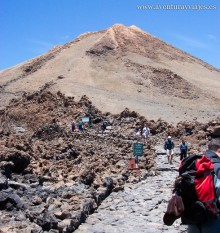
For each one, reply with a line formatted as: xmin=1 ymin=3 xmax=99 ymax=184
xmin=187 ymin=138 xmax=220 ymax=233
xmin=163 ymin=138 xmax=220 ymax=233
xmin=180 ymin=139 xmax=188 ymax=161
xmin=164 ymin=136 xmax=175 ymax=164
xmin=78 ymin=120 xmax=83 ymax=133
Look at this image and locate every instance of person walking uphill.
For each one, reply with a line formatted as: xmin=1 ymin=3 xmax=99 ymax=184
xmin=187 ymin=138 xmax=220 ymax=233
xmin=163 ymin=138 xmax=220 ymax=233
xmin=180 ymin=139 xmax=188 ymax=161
xmin=164 ymin=136 xmax=175 ymax=164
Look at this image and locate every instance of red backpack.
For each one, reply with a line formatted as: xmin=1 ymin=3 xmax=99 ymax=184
xmin=174 ymin=155 xmax=218 ymax=224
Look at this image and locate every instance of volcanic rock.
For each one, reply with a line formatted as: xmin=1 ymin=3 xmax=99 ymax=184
xmin=0 ymin=90 xmax=219 ymax=232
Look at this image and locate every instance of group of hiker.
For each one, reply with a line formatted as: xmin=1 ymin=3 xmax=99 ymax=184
xmin=71 ymin=119 xmax=91 ymax=133
xmin=164 ymin=136 xmax=188 ymax=164
xmin=70 ymin=117 xmax=220 ymax=232
xmin=71 ymin=118 xmax=109 ymax=133
xmin=135 ymin=128 xmax=188 ymax=164
xmin=135 ymin=124 xmax=150 ymax=141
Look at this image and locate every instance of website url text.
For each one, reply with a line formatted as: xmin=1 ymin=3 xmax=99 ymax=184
xmin=137 ymin=5 xmax=217 ymax=10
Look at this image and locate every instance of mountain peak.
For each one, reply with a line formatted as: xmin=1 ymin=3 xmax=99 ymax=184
xmin=0 ymin=24 xmax=219 ymax=123
xmin=111 ymin=23 xmax=127 ymax=29
xmin=129 ymin=25 xmax=143 ymax=32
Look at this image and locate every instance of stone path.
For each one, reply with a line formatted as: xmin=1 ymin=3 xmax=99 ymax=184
xmin=75 ymin=146 xmax=187 ymax=233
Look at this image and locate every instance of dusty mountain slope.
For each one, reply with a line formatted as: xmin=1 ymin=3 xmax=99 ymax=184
xmin=0 ymin=24 xmax=220 ymax=124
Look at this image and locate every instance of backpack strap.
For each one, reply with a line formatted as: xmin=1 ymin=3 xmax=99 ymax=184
xmin=179 ymin=155 xmax=202 ymax=175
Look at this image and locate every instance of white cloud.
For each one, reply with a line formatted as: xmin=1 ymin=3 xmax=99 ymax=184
xmin=173 ymin=34 xmax=207 ymax=49
xmin=60 ymin=35 xmax=70 ymax=40
xmin=27 ymin=39 xmax=54 ymax=54
xmin=29 ymin=39 xmax=54 ymax=47
xmin=208 ymin=34 xmax=217 ymax=41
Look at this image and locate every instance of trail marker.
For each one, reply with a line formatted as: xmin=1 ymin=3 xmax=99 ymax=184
xmin=128 ymin=142 xmax=144 ymax=176
xmin=133 ymin=142 xmax=144 ymax=156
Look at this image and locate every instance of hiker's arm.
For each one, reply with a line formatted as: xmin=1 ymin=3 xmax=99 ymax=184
xmin=164 ymin=142 xmax=167 ymax=150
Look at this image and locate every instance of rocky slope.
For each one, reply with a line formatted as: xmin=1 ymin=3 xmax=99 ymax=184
xmin=0 ymin=87 xmax=219 ymax=232
xmin=1 ymin=24 xmax=220 ymax=124
xmin=75 ymin=147 xmax=187 ymax=233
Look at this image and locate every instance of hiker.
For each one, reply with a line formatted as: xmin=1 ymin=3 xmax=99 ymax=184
xmin=101 ymin=121 xmax=107 ymax=133
xmin=142 ymin=125 xmax=150 ymax=141
xmin=187 ymin=138 xmax=220 ymax=233
xmin=78 ymin=120 xmax=83 ymax=132
xmin=134 ymin=124 xmax=141 ymax=135
xmin=180 ymin=139 xmax=188 ymax=161
xmin=140 ymin=123 xmax=144 ymax=136
xmin=88 ymin=116 xmax=92 ymax=127
xmin=135 ymin=129 xmax=141 ymax=138
xmin=163 ymin=138 xmax=220 ymax=232
xmin=71 ymin=121 xmax=76 ymax=132
xmin=134 ymin=126 xmax=139 ymax=133
xmin=164 ymin=136 xmax=175 ymax=164
xmin=83 ymin=122 xmax=89 ymax=130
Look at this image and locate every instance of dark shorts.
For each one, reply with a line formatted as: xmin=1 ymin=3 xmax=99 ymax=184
xmin=180 ymin=151 xmax=187 ymax=160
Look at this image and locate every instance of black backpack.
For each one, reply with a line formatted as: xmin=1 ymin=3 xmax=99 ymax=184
xmin=174 ymin=155 xmax=219 ymax=225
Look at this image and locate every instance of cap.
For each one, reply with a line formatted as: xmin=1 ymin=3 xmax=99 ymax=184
xmin=168 ymin=136 xmax=171 ymax=139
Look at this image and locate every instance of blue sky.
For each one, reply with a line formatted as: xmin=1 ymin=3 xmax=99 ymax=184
xmin=0 ymin=0 xmax=220 ymax=70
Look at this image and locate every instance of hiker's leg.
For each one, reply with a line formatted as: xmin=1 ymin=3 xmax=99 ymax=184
xmin=180 ymin=152 xmax=183 ymax=161
xmin=170 ymin=155 xmax=173 ymax=164
xmin=170 ymin=150 xmax=174 ymax=164
xmin=167 ymin=150 xmax=170 ymax=163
